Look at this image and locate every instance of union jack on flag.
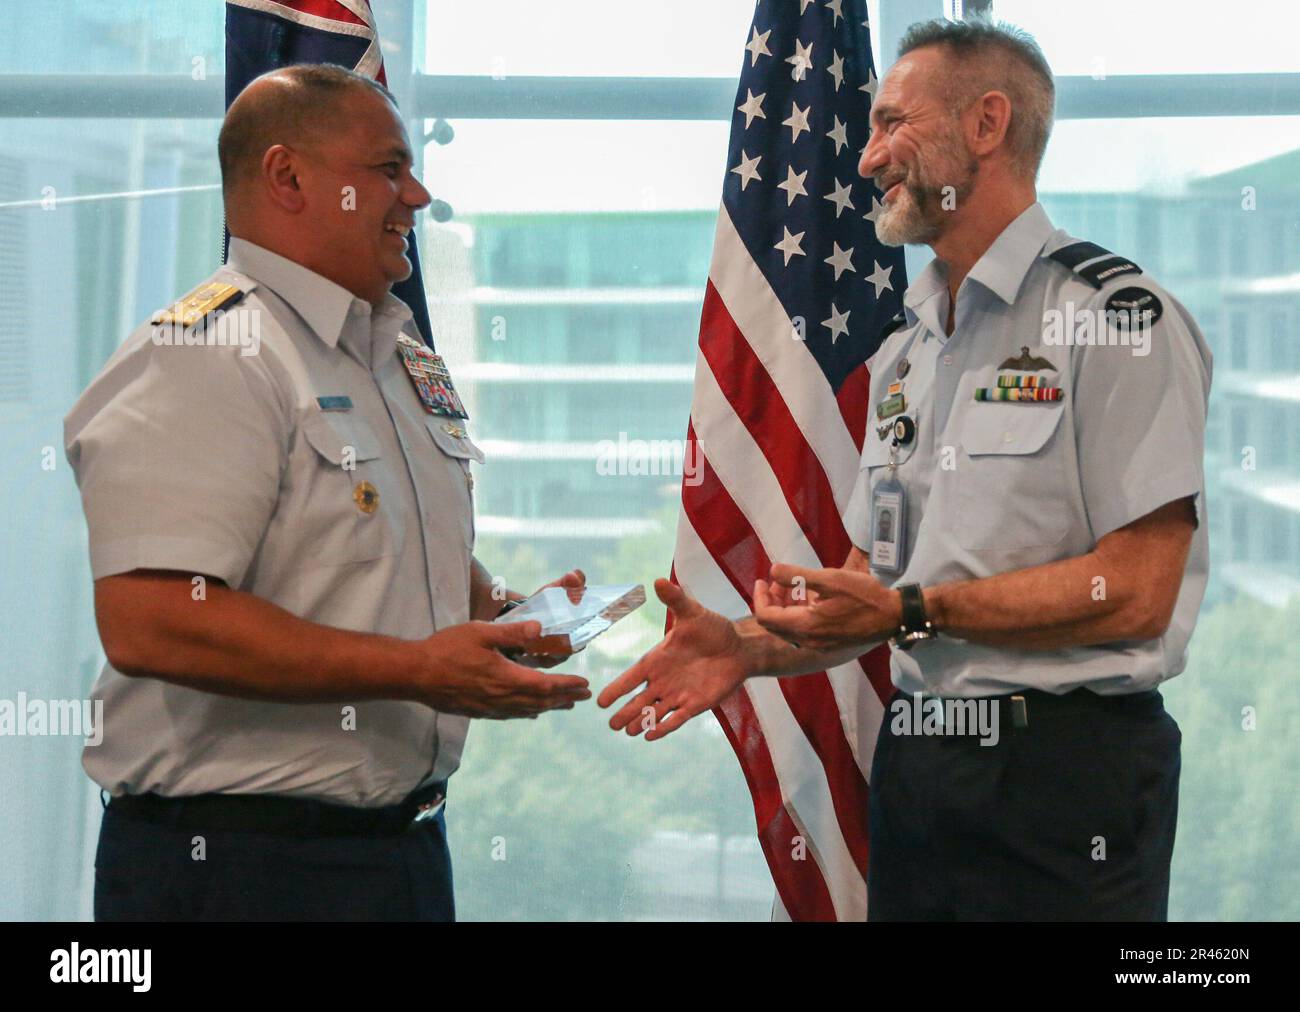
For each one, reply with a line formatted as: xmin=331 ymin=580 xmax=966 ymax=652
xmin=223 ymin=0 xmax=437 ymax=347
xmin=673 ymin=0 xmax=907 ymax=921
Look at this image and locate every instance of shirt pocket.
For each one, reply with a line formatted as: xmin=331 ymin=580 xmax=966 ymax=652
xmin=954 ymin=402 xmax=1069 ymax=551
xmin=300 ymin=411 xmax=403 ymax=565
xmin=424 ymin=418 xmax=485 ymax=549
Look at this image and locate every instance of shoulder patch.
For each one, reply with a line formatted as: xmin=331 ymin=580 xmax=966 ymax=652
xmin=1104 ymin=286 xmax=1164 ymax=328
xmin=1048 ymin=240 xmax=1143 ymax=289
xmin=151 ymin=281 xmax=245 ymax=328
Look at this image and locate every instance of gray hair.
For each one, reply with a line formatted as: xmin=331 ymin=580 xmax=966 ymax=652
xmin=219 ymin=63 xmax=396 ymax=200
xmin=898 ymin=18 xmax=1056 ymax=179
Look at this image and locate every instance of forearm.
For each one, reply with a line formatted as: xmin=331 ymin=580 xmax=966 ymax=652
xmin=926 ymin=551 xmax=1151 ymax=649
xmin=96 ymin=575 xmax=420 ymax=703
xmin=469 ymin=556 xmax=511 ymax=621
xmin=736 ymin=616 xmax=879 ymax=678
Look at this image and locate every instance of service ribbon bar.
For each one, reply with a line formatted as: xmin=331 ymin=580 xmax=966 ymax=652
xmin=996 ymin=373 xmax=1045 ymax=388
xmin=975 ymin=386 xmax=1064 ymax=402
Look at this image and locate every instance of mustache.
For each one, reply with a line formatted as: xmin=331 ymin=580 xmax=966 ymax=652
xmin=875 ymin=170 xmax=907 ymax=193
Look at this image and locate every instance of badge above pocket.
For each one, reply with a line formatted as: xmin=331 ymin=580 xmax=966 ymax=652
xmin=397 ymin=335 xmax=469 ymax=419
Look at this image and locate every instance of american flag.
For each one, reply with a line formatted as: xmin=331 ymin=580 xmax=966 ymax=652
xmin=223 ymin=0 xmax=437 ymax=348
xmin=673 ymin=0 xmax=907 ymax=921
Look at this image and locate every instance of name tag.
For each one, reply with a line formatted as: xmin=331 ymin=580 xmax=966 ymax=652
xmin=870 ymin=474 xmax=907 ymax=574
xmin=316 ymin=395 xmax=353 ymax=411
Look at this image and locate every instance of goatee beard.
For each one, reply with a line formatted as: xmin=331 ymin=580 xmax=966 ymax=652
xmin=875 ymin=183 xmax=942 ymax=247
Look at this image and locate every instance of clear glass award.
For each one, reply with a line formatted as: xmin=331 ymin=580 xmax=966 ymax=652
xmin=494 ymin=583 xmax=646 ymax=666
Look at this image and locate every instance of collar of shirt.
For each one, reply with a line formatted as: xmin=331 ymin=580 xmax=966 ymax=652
xmin=226 ymin=237 xmax=417 ymax=371
xmin=901 ymin=201 xmax=1055 ymax=340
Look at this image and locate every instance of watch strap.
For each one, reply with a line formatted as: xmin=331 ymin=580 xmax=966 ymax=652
xmin=892 ymin=583 xmax=936 ymax=651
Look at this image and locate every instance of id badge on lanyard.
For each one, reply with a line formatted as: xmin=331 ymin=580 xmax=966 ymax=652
xmin=870 ymin=458 xmax=907 ymax=574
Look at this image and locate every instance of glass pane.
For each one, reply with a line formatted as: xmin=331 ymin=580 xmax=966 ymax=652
xmin=422 ymin=0 xmax=884 ymax=78
xmin=420 ymin=116 xmax=771 ymax=920
xmin=998 ymin=0 xmax=1300 ymax=75
xmin=0 ymin=0 xmax=225 ymax=76
xmin=1039 ymin=114 xmax=1300 ymax=920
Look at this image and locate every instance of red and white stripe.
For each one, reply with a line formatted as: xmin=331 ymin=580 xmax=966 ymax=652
xmin=675 ymin=204 xmax=894 ymax=922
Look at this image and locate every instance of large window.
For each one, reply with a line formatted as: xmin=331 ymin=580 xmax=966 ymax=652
xmin=2 ymin=0 xmax=1299 ymax=922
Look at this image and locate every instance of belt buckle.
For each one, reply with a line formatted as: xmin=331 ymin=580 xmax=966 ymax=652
xmin=1010 ymin=694 xmax=1028 ymax=729
xmin=412 ymin=793 xmax=445 ymax=824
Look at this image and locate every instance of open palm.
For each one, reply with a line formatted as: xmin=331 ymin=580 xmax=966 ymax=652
xmin=598 ymin=578 xmax=748 ymax=741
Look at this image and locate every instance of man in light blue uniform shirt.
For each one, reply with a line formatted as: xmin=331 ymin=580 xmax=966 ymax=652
xmin=841 ymin=198 xmax=1211 ymax=701
xmin=65 ymin=65 xmax=590 ymax=921
xmin=599 ymin=20 xmax=1210 ymax=920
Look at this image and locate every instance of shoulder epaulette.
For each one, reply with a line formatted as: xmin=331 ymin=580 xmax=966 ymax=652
xmin=1047 ymin=241 xmax=1143 ymax=289
xmin=876 ymin=310 xmax=908 ymax=344
xmin=151 ymin=281 xmax=245 ymax=328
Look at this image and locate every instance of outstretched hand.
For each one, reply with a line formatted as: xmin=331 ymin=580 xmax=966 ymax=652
xmin=597 ymin=579 xmax=747 ymax=741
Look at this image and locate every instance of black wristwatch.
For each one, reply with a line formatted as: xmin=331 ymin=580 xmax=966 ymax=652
xmin=890 ymin=583 xmax=937 ymax=651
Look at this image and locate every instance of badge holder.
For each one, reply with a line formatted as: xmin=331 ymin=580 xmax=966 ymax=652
xmin=870 ymin=452 xmax=907 ymax=574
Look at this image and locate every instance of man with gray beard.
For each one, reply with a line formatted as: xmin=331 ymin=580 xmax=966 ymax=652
xmin=600 ymin=19 xmax=1211 ymax=921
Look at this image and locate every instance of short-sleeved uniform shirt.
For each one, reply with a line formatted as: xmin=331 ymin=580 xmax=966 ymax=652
xmin=65 ymin=238 xmax=485 ymax=807
xmin=844 ymin=203 xmax=1213 ymax=697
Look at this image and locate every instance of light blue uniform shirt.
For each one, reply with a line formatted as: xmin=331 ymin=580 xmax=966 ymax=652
xmin=65 ymin=238 xmax=484 ymax=806
xmin=844 ymin=203 xmax=1213 ymax=697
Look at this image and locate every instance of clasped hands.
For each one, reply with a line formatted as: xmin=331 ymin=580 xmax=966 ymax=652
xmin=752 ymin=562 xmax=901 ymax=652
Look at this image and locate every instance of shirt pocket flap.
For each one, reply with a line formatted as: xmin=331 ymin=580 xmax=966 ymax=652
xmin=302 ymin=411 xmax=382 ymax=466
xmin=425 ymin=418 xmax=486 ymax=463
xmin=859 ymin=432 xmax=896 ymax=469
xmin=962 ymin=402 xmax=1065 ymax=457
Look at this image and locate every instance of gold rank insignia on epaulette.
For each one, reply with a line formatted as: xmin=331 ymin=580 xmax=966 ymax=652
xmin=151 ymin=281 xmax=245 ymax=328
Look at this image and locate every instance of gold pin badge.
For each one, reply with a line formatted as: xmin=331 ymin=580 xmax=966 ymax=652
xmin=353 ymin=481 xmax=380 ymax=514
xmin=998 ymin=345 xmax=1057 ymax=372
xmin=442 ymin=422 xmax=467 ymax=439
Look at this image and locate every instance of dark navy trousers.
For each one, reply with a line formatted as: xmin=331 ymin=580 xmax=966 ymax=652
xmin=94 ymin=802 xmax=455 ymax=922
xmin=867 ymin=688 xmax=1181 ymax=921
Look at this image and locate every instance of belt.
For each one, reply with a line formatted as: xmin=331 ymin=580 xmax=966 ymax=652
xmin=106 ymin=779 xmax=448 ymax=838
xmin=899 ymin=687 xmax=1164 ymax=737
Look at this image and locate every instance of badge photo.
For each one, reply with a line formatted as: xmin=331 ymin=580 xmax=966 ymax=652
xmin=870 ymin=474 xmax=907 ymax=574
